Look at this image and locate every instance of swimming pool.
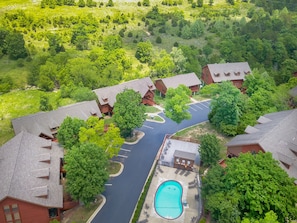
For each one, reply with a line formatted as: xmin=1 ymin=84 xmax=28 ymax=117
xmin=154 ymin=180 xmax=183 ymax=219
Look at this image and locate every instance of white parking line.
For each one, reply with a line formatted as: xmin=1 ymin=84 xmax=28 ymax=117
xmin=143 ymin=125 xmax=153 ymax=129
xmin=193 ymin=104 xmax=203 ymax=110
xmin=200 ymin=103 xmax=210 ymax=109
xmin=105 ymin=184 xmax=112 ymax=186
xmin=120 ymin=148 xmax=131 ymax=152
xmin=190 ymin=106 xmax=197 ymax=111
xmin=117 ymin=154 xmax=128 ymax=158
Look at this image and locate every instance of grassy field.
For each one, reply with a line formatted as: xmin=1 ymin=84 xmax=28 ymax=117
xmin=0 ymin=89 xmax=74 ymax=145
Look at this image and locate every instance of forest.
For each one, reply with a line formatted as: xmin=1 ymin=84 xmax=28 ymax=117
xmin=0 ymin=0 xmax=297 ymax=140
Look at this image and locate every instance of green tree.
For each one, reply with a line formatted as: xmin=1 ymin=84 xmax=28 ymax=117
xmin=199 ymin=134 xmax=221 ymax=167
xmin=243 ymin=69 xmax=276 ymax=97
xmin=106 ymin=0 xmax=114 ymax=7
xmin=78 ymin=0 xmax=85 ymax=7
xmin=39 ymin=95 xmax=53 ymax=111
xmin=208 ymin=81 xmax=243 ymax=136
xmin=143 ymin=0 xmax=150 ymax=6
xmin=79 ymin=116 xmax=124 ymax=159
xmin=197 ymin=0 xmax=203 ymax=7
xmin=170 ymin=47 xmax=187 ymax=73
xmin=64 ymin=143 xmax=109 ymax=206
xmin=164 ymin=84 xmax=192 ymax=124
xmin=113 ymin=89 xmax=146 ymax=137
xmin=203 ymin=152 xmax=297 ymax=222
xmin=241 ymin=211 xmax=279 ymax=223
xmin=135 ymin=41 xmax=153 ymax=63
xmin=103 ymin=35 xmax=122 ymax=51
xmin=70 ymin=86 xmax=97 ymax=102
xmin=150 ymin=50 xmax=175 ymax=78
xmin=0 ymin=75 xmax=13 ymax=94
xmin=6 ymin=31 xmax=27 ymax=60
xmin=57 ymin=117 xmax=86 ymax=150
xmin=47 ymin=33 xmax=64 ymax=55
xmin=190 ymin=20 xmax=205 ymax=37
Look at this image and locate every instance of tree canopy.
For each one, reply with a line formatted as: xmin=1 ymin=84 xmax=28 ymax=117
xmin=79 ymin=116 xmax=124 ymax=158
xmin=57 ymin=116 xmax=86 ymax=150
xmin=113 ymin=89 xmax=146 ymax=137
xmin=202 ymin=152 xmax=297 ymax=222
xmin=64 ymin=143 xmax=109 ymax=206
xmin=164 ymin=84 xmax=192 ymax=124
xmin=208 ymin=81 xmax=243 ymax=136
xmin=199 ymin=133 xmax=221 ymax=167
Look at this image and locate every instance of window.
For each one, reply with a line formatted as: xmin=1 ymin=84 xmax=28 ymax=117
xmin=48 ymin=208 xmax=58 ymax=218
xmin=3 ymin=204 xmax=21 ymax=223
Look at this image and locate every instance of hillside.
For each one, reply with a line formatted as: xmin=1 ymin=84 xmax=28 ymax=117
xmin=0 ymin=0 xmax=297 ymax=145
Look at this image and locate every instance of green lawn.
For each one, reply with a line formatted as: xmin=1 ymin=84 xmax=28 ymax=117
xmin=0 ymin=89 xmax=74 ymax=146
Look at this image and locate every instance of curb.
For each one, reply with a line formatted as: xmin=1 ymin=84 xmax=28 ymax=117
xmin=86 ymin=194 xmax=106 ymax=223
xmin=109 ymin=162 xmax=124 ymax=177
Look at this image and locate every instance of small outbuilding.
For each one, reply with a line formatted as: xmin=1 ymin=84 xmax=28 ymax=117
xmin=173 ymin=150 xmax=196 ymax=171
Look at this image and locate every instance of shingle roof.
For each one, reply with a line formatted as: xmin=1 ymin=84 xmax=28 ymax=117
xmin=158 ymin=73 xmax=201 ymax=89
xmin=12 ymin=100 xmax=102 ymax=138
xmin=0 ymin=131 xmax=63 ymax=207
xmin=227 ymin=109 xmax=297 ymax=181
xmin=205 ymin=62 xmax=251 ymax=83
xmin=93 ymin=77 xmax=155 ymax=107
xmin=173 ymin=150 xmax=196 ymax=160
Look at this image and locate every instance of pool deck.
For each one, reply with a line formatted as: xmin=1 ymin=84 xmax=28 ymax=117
xmin=138 ymin=165 xmax=200 ymax=223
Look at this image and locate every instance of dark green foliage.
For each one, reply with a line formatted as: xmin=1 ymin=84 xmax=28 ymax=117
xmin=86 ymin=0 xmax=96 ymax=7
xmin=39 ymin=95 xmax=53 ymax=111
xmin=113 ymin=89 xmax=146 ymax=137
xmin=64 ymin=0 xmax=75 ymax=5
xmin=78 ymin=0 xmax=85 ymax=7
xmin=103 ymin=35 xmax=122 ymax=51
xmin=6 ymin=31 xmax=27 ymax=60
xmin=0 ymin=76 xmax=13 ymax=94
xmin=47 ymin=33 xmax=64 ymax=55
xmin=142 ymin=0 xmax=150 ymax=6
xmin=106 ymin=0 xmax=114 ymax=7
xmin=156 ymin=36 xmax=162 ymax=43
xmin=57 ymin=117 xmax=86 ymax=150
xmin=164 ymin=84 xmax=192 ymax=124
xmin=135 ymin=41 xmax=153 ymax=63
xmin=197 ymin=0 xmax=203 ymax=7
xmin=199 ymin=134 xmax=221 ymax=167
xmin=64 ymin=143 xmax=109 ymax=206
xmin=131 ymin=164 xmax=155 ymax=223
xmin=209 ymin=81 xmax=243 ymax=136
xmin=202 ymin=152 xmax=297 ymax=222
xmin=70 ymin=86 xmax=97 ymax=102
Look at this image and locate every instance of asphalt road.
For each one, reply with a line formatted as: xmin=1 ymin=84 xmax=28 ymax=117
xmin=91 ymin=100 xmax=211 ymax=223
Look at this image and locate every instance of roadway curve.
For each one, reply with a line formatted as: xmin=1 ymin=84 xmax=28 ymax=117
xmin=91 ymin=100 xmax=210 ymax=223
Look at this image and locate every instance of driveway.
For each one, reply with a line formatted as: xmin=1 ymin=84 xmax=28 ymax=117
xmin=91 ymin=100 xmax=210 ymax=223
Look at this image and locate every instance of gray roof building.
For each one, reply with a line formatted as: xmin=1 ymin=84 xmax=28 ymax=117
xmin=11 ymin=100 xmax=102 ymax=139
xmin=204 ymin=62 xmax=251 ymax=83
xmin=93 ymin=77 xmax=155 ymax=107
xmin=226 ymin=109 xmax=297 ymax=182
xmin=0 ymin=131 xmax=63 ymax=207
xmin=158 ymin=73 xmax=202 ymax=89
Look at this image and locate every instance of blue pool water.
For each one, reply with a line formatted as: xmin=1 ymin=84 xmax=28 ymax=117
xmin=154 ymin=180 xmax=183 ymax=219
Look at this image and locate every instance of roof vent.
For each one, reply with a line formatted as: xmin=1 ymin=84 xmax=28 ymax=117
xmin=244 ymin=71 xmax=251 ymax=75
xmin=224 ymin=72 xmax=230 ymax=76
xmin=31 ymin=186 xmax=48 ymax=198
xmin=214 ymin=72 xmax=220 ymax=77
xmin=234 ymin=72 xmax=241 ymax=76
